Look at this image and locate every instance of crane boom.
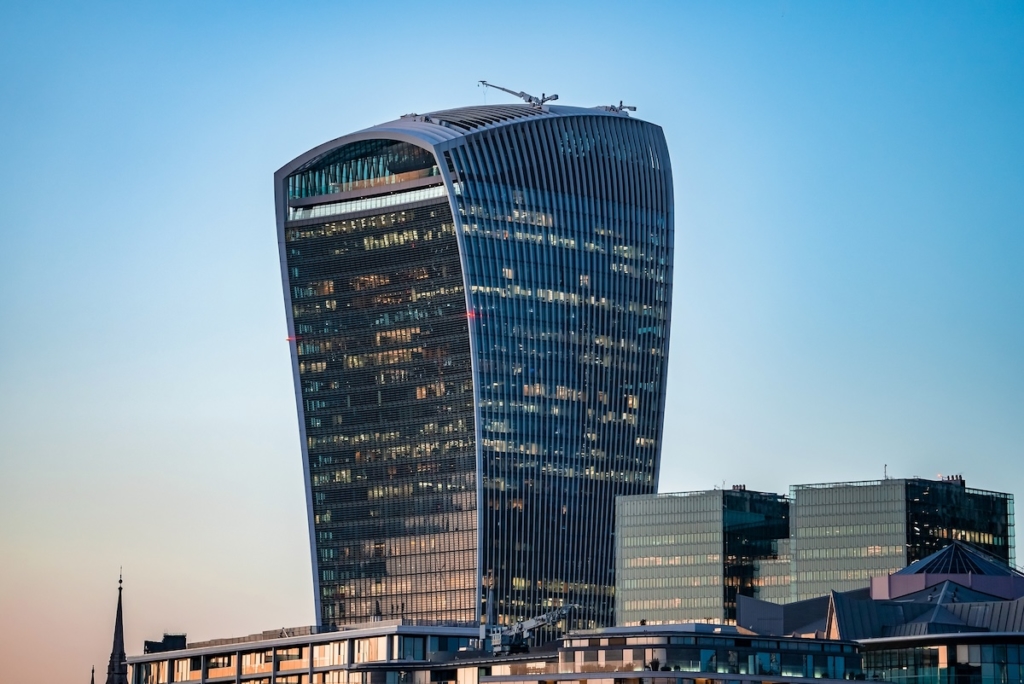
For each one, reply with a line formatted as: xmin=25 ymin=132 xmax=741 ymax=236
xmin=479 ymin=80 xmax=559 ymax=108
xmin=488 ymin=604 xmax=580 ymax=655
xmin=596 ymin=101 xmax=637 ymax=114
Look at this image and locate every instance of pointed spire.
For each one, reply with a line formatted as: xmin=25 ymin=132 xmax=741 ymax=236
xmin=91 ymin=666 xmax=95 ymax=684
xmin=105 ymin=574 xmax=128 ymax=684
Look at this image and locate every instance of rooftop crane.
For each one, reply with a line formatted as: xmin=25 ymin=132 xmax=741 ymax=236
xmin=596 ymin=101 xmax=637 ymax=114
xmin=479 ymin=80 xmax=559 ymax=108
xmin=488 ymin=604 xmax=580 ymax=655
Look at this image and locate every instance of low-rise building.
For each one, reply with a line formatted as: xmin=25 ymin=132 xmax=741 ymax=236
xmin=739 ymin=541 xmax=1024 ymax=684
xmin=127 ymin=622 xmax=865 ymax=684
xmin=127 ymin=621 xmax=478 ymax=684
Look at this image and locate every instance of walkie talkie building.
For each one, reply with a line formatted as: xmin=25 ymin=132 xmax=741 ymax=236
xmin=275 ymin=102 xmax=674 ymax=631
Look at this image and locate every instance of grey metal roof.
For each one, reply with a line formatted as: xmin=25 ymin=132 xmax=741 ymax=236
xmin=895 ymin=579 xmax=1005 ymax=605
xmin=862 ymin=631 xmax=1024 ymax=646
xmin=947 ymin=597 xmax=1024 ymax=632
xmin=828 ymin=590 xmax=931 ymax=641
xmin=369 ymin=103 xmax=628 ymax=142
xmin=738 ymin=589 xmax=870 ymax=637
xmin=412 ymin=104 xmax=552 ymax=132
xmin=276 ymin=103 xmax=635 ymax=184
xmin=828 ymin=585 xmax=1024 ymax=640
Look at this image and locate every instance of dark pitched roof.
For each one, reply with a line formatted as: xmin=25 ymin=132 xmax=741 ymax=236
xmin=829 ymin=585 xmax=1024 ymax=640
xmin=896 ymin=541 xmax=1020 ymax=577
xmin=737 ymin=589 xmax=871 ymax=637
xmin=828 ymin=591 xmax=935 ymax=641
xmin=945 ymin=597 xmax=1024 ymax=632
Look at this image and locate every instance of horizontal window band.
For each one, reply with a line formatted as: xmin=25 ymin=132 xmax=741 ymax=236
xmin=288 ymin=184 xmax=455 ymax=222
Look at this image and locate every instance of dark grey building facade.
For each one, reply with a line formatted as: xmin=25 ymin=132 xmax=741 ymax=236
xmin=615 ymin=487 xmax=789 ymax=625
xmin=791 ymin=477 xmax=1014 ymax=601
xmin=275 ymin=104 xmax=674 ymax=630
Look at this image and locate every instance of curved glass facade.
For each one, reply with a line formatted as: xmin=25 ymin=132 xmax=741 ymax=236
xmin=288 ymin=140 xmax=441 ymax=199
xmin=284 ymin=172 xmax=478 ymax=625
xmin=443 ymin=112 xmax=673 ymax=631
xmin=277 ymin=106 xmax=674 ymax=631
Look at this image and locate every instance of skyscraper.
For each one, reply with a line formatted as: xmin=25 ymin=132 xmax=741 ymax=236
xmin=275 ymin=103 xmax=674 ymax=630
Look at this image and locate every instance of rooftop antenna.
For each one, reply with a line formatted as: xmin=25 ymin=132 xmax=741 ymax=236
xmin=479 ymin=81 xmax=558 ymax=108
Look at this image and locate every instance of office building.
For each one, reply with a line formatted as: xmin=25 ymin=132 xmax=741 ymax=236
xmin=615 ymin=475 xmax=1012 ymax=621
xmin=791 ymin=476 xmax=1014 ymax=600
xmin=615 ymin=486 xmax=789 ymax=625
xmin=275 ymin=102 xmax=674 ymax=630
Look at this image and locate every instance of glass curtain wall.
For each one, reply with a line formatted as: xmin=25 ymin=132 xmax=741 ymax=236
xmin=722 ymin=490 xmax=789 ymax=621
xmin=865 ymin=640 xmax=1024 ymax=684
xmin=615 ymin=490 xmax=789 ymax=625
xmin=753 ymin=538 xmax=793 ymax=604
xmin=615 ymin=492 xmax=726 ymax=625
xmin=285 ymin=142 xmax=477 ymax=625
xmin=791 ymin=481 xmax=908 ymax=601
xmin=905 ymin=480 xmax=1014 ymax=566
xmin=443 ymin=113 xmax=674 ymax=631
xmin=792 ymin=479 xmax=1015 ymax=602
xmin=288 ymin=140 xmax=440 ymax=199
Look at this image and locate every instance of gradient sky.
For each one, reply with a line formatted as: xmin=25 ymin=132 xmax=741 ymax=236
xmin=1 ymin=2 xmax=1022 ymax=681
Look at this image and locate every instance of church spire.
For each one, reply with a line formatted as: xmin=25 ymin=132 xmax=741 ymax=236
xmin=105 ymin=573 xmax=128 ymax=684
xmin=91 ymin=666 xmax=95 ymax=684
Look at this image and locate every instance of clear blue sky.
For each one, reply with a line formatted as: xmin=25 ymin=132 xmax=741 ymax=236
xmin=1 ymin=1 xmax=1022 ymax=681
